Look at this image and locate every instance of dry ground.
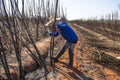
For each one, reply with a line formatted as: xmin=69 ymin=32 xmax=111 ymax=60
xmin=1 ymin=23 xmax=120 ymax=80
xmin=45 ymin=23 xmax=120 ymax=80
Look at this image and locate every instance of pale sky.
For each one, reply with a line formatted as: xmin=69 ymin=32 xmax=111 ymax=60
xmin=60 ymin=0 xmax=120 ymax=20
xmin=1 ymin=0 xmax=120 ymax=20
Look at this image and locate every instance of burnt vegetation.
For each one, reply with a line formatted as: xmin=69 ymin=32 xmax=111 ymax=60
xmin=0 ymin=0 xmax=65 ymax=80
xmin=70 ymin=10 xmax=120 ymax=79
xmin=0 ymin=0 xmax=120 ymax=80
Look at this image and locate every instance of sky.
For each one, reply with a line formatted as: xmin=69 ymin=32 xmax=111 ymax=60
xmin=60 ymin=0 xmax=120 ymax=20
xmin=1 ymin=0 xmax=120 ymax=20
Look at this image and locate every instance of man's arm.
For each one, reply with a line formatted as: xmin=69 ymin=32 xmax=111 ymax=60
xmin=49 ymin=32 xmax=59 ymax=37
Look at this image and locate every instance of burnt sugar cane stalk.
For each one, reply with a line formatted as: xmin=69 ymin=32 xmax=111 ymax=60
xmin=0 ymin=38 xmax=12 ymax=80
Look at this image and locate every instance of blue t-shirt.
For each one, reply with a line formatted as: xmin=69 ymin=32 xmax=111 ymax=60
xmin=51 ymin=21 xmax=78 ymax=43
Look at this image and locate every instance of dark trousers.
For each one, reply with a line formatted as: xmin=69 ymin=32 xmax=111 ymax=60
xmin=55 ymin=41 xmax=75 ymax=66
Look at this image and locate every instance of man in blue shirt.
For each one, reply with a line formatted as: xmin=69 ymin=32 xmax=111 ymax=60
xmin=45 ymin=17 xmax=78 ymax=67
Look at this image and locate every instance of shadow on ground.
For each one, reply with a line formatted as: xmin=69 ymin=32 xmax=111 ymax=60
xmin=58 ymin=61 xmax=93 ymax=80
xmin=93 ymin=51 xmax=120 ymax=75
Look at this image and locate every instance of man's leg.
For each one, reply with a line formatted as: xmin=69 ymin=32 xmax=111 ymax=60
xmin=68 ymin=43 xmax=75 ymax=67
xmin=54 ymin=41 xmax=68 ymax=61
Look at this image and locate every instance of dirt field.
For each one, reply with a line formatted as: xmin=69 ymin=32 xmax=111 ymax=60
xmin=25 ymin=23 xmax=120 ymax=80
xmin=1 ymin=23 xmax=120 ymax=80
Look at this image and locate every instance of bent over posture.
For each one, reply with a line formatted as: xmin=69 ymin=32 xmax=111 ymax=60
xmin=45 ymin=18 xmax=78 ymax=67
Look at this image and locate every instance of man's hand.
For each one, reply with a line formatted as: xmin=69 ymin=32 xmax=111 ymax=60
xmin=48 ymin=32 xmax=59 ymax=37
xmin=48 ymin=32 xmax=54 ymax=36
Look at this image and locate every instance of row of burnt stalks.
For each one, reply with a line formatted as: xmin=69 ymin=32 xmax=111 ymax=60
xmin=0 ymin=0 xmax=62 ymax=79
xmin=0 ymin=37 xmax=55 ymax=80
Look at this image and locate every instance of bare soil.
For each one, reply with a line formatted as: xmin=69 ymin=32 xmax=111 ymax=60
xmin=1 ymin=23 xmax=120 ymax=80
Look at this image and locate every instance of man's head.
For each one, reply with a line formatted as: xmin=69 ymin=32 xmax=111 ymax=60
xmin=45 ymin=16 xmax=64 ymax=27
xmin=56 ymin=17 xmax=66 ymax=22
xmin=49 ymin=16 xmax=66 ymax=22
xmin=45 ymin=16 xmax=66 ymax=31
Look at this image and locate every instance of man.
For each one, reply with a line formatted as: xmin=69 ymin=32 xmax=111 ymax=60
xmin=45 ymin=17 xmax=78 ymax=67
